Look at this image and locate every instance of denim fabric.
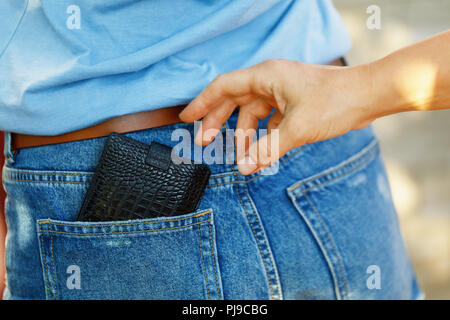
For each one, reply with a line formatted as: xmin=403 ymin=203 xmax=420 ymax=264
xmin=2 ymin=112 xmax=423 ymax=300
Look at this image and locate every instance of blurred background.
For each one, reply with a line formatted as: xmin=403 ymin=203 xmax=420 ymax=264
xmin=333 ymin=0 xmax=450 ymax=299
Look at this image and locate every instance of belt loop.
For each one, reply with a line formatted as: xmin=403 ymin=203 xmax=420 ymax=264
xmin=4 ymin=132 xmax=15 ymax=165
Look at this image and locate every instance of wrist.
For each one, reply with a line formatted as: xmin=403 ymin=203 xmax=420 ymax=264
xmin=337 ymin=63 xmax=381 ymax=128
xmin=344 ymin=58 xmax=408 ymax=126
xmin=367 ymin=54 xmax=422 ymax=116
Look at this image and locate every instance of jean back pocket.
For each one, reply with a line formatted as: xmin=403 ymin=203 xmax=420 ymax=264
xmin=36 ymin=209 xmax=222 ymax=300
xmin=286 ymin=141 xmax=417 ymax=299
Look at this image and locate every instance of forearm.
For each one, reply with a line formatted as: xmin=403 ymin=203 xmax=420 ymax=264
xmin=359 ymin=30 xmax=450 ymax=120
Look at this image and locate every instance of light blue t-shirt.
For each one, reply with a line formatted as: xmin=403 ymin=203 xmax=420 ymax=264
xmin=0 ymin=0 xmax=351 ymax=135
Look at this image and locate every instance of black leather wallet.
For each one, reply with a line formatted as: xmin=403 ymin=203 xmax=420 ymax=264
xmin=76 ymin=132 xmax=211 ymax=222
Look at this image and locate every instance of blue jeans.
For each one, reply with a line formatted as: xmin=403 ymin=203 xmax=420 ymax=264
xmin=2 ymin=112 xmax=423 ymax=300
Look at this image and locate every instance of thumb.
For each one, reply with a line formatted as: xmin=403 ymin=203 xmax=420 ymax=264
xmin=237 ymin=121 xmax=300 ymax=175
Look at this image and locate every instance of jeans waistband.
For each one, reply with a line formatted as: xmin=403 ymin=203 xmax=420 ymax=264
xmin=4 ymin=110 xmax=377 ymax=182
xmin=4 ymin=111 xmax=247 ymax=177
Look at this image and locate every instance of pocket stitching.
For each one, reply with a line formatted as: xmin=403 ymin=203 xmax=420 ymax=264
xmin=37 ymin=210 xmax=211 ymax=229
xmin=196 ymin=221 xmax=210 ymax=300
xmin=50 ymin=233 xmax=58 ymax=300
xmin=4 ymin=178 xmax=89 ymax=185
xmin=208 ymin=221 xmax=222 ymax=299
xmin=285 ymin=140 xmax=380 ymax=300
xmin=288 ymin=139 xmax=379 ymax=195
xmin=38 ymin=219 xmax=210 ymax=236
xmin=39 ymin=231 xmax=51 ymax=299
xmin=4 ymin=168 xmax=93 ymax=176
xmin=296 ymin=151 xmax=377 ymax=195
xmin=304 ymin=192 xmax=349 ymax=299
xmin=36 ymin=211 xmax=222 ymax=300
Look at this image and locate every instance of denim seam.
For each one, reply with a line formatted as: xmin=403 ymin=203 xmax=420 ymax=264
xmin=288 ymin=139 xmax=378 ymax=193
xmin=285 ymin=139 xmax=380 ymax=300
xmin=50 ymin=233 xmax=58 ymax=300
xmin=297 ymin=148 xmax=377 ymax=195
xmin=37 ymin=217 xmax=213 ymax=299
xmin=227 ymin=114 xmax=280 ymax=300
xmin=2 ymin=139 xmax=309 ymax=185
xmin=196 ymin=221 xmax=211 ymax=300
xmin=231 ymin=159 xmax=283 ymax=301
xmin=205 ymin=145 xmax=310 ymax=188
xmin=4 ymin=178 xmax=89 ymax=185
xmin=39 ymin=233 xmax=51 ymax=300
xmin=38 ymin=220 xmax=210 ymax=236
xmin=243 ymin=184 xmax=282 ymax=300
xmin=37 ymin=210 xmax=211 ymax=228
xmin=5 ymin=175 xmax=231 ymax=187
xmin=3 ymin=142 xmax=307 ymax=181
xmin=288 ymin=196 xmax=341 ymax=299
xmin=209 ymin=172 xmax=238 ymax=179
xmin=208 ymin=221 xmax=221 ymax=299
xmin=4 ymin=171 xmax=232 ymax=186
xmin=304 ymin=192 xmax=349 ymax=299
xmin=3 ymin=168 xmax=94 ymax=176
xmin=4 ymin=168 xmax=234 ymax=179
xmin=233 ymin=183 xmax=274 ymax=299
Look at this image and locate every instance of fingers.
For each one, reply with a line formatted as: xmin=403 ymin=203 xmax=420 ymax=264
xmin=235 ymin=99 xmax=272 ymax=163
xmin=194 ymin=99 xmax=237 ymax=146
xmin=235 ymin=107 xmax=258 ymax=164
xmin=267 ymin=109 xmax=283 ymax=131
xmin=177 ymin=59 xmax=302 ymax=174
xmin=237 ymin=119 xmax=301 ymax=175
xmin=179 ymin=67 xmax=260 ymax=123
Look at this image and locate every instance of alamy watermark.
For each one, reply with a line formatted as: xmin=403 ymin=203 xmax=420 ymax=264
xmin=366 ymin=5 xmax=381 ymax=30
xmin=66 ymin=264 xmax=81 ymax=290
xmin=366 ymin=265 xmax=381 ymax=290
xmin=66 ymin=5 xmax=81 ymax=30
xmin=170 ymin=121 xmax=280 ymax=175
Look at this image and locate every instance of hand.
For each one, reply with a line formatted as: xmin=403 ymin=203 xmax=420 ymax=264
xmin=179 ymin=59 xmax=375 ymax=175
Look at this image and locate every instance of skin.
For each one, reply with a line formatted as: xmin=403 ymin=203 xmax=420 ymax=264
xmin=179 ymin=30 xmax=450 ymax=175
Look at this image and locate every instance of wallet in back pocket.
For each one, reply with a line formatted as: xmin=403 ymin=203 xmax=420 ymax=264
xmin=77 ymin=132 xmax=210 ymax=222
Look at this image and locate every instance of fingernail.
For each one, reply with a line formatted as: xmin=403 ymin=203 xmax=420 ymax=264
xmin=194 ymin=133 xmax=203 ymax=146
xmin=238 ymin=156 xmax=258 ymax=175
xmin=194 ymin=122 xmax=203 ymax=145
xmin=203 ymin=128 xmax=219 ymax=143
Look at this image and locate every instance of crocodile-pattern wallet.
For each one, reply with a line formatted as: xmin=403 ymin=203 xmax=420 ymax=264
xmin=76 ymin=132 xmax=211 ymax=222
